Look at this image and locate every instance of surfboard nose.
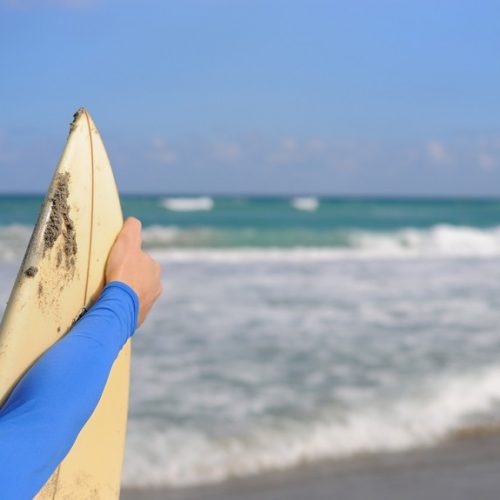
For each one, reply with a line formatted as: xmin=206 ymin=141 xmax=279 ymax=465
xmin=72 ymin=108 xmax=103 ymax=140
xmin=68 ymin=108 xmax=84 ymax=131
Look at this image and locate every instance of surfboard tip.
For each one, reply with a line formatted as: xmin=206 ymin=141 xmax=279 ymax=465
xmin=69 ymin=107 xmax=88 ymax=133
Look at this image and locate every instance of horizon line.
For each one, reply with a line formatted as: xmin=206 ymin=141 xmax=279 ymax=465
xmin=1 ymin=192 xmax=500 ymax=200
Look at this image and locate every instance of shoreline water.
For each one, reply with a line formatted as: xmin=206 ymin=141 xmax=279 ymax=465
xmin=2 ymin=196 xmax=500 ymax=494
xmin=122 ymin=433 xmax=500 ymax=500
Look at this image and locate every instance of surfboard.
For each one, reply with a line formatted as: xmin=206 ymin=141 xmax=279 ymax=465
xmin=0 ymin=108 xmax=130 ymax=498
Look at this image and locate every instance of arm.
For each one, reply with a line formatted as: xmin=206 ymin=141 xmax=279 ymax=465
xmin=0 ymin=282 xmax=138 ymax=499
xmin=0 ymin=217 xmax=162 ymax=499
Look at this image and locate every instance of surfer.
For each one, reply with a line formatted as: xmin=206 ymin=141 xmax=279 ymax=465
xmin=0 ymin=217 xmax=162 ymax=499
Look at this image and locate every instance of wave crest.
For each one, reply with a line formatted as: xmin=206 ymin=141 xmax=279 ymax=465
xmin=143 ymin=224 xmax=500 ymax=261
xmin=1 ymin=224 xmax=500 ymax=263
xmin=160 ymin=197 xmax=214 ymax=212
xmin=291 ymin=197 xmax=319 ymax=211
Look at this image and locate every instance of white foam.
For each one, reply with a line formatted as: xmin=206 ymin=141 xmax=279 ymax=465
xmin=122 ymin=366 xmax=500 ymax=488
xmin=145 ymin=224 xmax=500 ymax=262
xmin=353 ymin=225 xmax=500 ymax=258
xmin=291 ymin=197 xmax=319 ymax=212
xmin=3 ymin=224 xmax=500 ymax=263
xmin=161 ymin=197 xmax=214 ymax=212
xmin=0 ymin=224 xmax=31 ymax=263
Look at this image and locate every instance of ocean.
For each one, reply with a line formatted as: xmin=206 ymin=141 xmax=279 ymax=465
xmin=1 ymin=195 xmax=500 ymax=489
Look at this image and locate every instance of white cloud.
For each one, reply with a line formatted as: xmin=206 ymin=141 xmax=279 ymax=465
xmin=5 ymin=127 xmax=500 ymax=194
xmin=269 ymin=138 xmax=300 ymax=165
xmin=150 ymin=137 xmax=177 ymax=166
xmin=478 ymin=152 xmax=497 ymax=171
xmin=212 ymin=141 xmax=241 ymax=163
xmin=426 ymin=141 xmax=450 ymax=165
xmin=141 ymin=133 xmax=500 ymax=185
xmin=307 ymin=138 xmax=327 ymax=154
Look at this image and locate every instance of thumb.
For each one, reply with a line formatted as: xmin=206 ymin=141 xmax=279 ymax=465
xmin=119 ymin=217 xmax=142 ymax=249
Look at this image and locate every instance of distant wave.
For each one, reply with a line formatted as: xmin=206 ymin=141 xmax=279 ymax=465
xmin=161 ymin=197 xmax=214 ymax=212
xmin=143 ymin=224 xmax=500 ymax=261
xmin=350 ymin=224 xmax=500 ymax=259
xmin=0 ymin=225 xmax=32 ymax=263
xmin=2 ymin=224 xmax=500 ymax=263
xmin=291 ymin=197 xmax=319 ymax=211
xmin=122 ymin=366 xmax=500 ymax=488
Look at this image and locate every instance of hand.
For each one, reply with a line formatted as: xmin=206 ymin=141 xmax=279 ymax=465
xmin=106 ymin=217 xmax=162 ymax=326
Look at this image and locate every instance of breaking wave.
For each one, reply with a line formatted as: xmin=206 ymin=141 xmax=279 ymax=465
xmin=122 ymin=366 xmax=500 ymax=488
xmin=142 ymin=224 xmax=500 ymax=258
xmin=2 ymin=224 xmax=500 ymax=262
xmin=291 ymin=197 xmax=319 ymax=211
xmin=160 ymin=197 xmax=214 ymax=212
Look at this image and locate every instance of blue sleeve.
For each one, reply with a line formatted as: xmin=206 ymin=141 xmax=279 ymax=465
xmin=0 ymin=281 xmax=139 ymax=500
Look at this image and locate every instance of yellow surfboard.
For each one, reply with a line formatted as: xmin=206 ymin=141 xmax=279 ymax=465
xmin=0 ymin=108 xmax=130 ymax=498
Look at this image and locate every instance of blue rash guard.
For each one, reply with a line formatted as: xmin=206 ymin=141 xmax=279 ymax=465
xmin=0 ymin=281 xmax=139 ymax=499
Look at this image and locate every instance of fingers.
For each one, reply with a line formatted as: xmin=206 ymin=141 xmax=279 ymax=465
xmin=125 ymin=216 xmax=142 ymax=231
xmin=121 ymin=217 xmax=142 ymax=249
xmin=106 ymin=216 xmax=162 ymax=327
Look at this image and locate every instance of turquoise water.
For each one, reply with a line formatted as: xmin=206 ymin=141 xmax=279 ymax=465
xmin=1 ymin=195 xmax=500 ymax=488
xmin=1 ymin=195 xmax=500 ymax=248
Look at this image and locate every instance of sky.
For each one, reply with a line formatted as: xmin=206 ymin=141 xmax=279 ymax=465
xmin=1 ymin=0 xmax=500 ymax=195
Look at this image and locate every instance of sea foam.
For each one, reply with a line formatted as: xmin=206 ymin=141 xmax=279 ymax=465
xmin=122 ymin=366 xmax=500 ymax=488
xmin=144 ymin=224 xmax=500 ymax=261
xmin=0 ymin=225 xmax=32 ymax=263
xmin=160 ymin=197 xmax=214 ymax=212
xmin=2 ymin=224 xmax=500 ymax=263
xmin=291 ymin=197 xmax=319 ymax=211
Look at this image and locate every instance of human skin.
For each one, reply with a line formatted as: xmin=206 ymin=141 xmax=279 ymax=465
xmin=0 ymin=218 xmax=163 ymax=499
xmin=106 ymin=217 xmax=163 ymax=326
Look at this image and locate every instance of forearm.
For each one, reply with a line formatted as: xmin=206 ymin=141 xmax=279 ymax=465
xmin=0 ymin=281 xmax=138 ymax=499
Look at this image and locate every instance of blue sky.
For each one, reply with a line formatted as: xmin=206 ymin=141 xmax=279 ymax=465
xmin=1 ymin=0 xmax=500 ymax=195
